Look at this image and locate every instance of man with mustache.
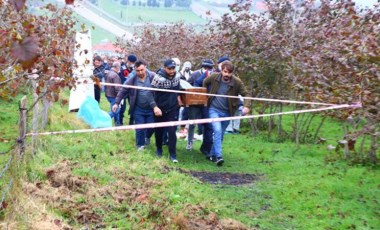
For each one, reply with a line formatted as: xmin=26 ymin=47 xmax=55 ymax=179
xmin=203 ymin=60 xmax=250 ymax=166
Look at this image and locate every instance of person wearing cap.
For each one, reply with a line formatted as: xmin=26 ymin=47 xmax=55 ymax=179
xmin=203 ymin=60 xmax=250 ymax=166
xmin=113 ymin=59 xmax=156 ymax=151
xmin=119 ymin=54 xmax=138 ymax=125
xmin=188 ymin=58 xmax=214 ymax=86
xmin=151 ymin=59 xmax=183 ymax=163
xmin=105 ymin=62 xmax=122 ymax=126
xmin=185 ymin=59 xmax=215 ymax=154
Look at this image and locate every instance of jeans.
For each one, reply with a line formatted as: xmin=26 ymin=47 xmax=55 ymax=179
xmin=188 ymin=106 xmax=213 ymax=156
xmin=226 ymin=109 xmax=242 ymax=132
xmin=133 ymin=106 xmax=155 ymax=148
xmin=209 ymin=108 xmax=230 ymax=158
xmin=106 ymin=96 xmax=121 ymax=126
xmin=154 ymin=108 xmax=179 ymax=158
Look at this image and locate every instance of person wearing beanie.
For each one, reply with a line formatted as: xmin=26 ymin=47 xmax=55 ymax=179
xmin=217 ymin=56 xmax=230 ymax=64
xmin=216 ymin=56 xmax=230 ymax=72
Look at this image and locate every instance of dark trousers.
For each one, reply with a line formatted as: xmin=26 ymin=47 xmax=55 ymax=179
xmin=94 ymin=85 xmax=101 ymax=103
xmin=154 ymin=108 xmax=179 ymax=158
xmin=119 ymin=99 xmax=127 ymax=125
xmin=188 ymin=106 xmax=213 ymax=156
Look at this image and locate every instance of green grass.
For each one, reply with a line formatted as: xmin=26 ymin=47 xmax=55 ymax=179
xmin=98 ymin=0 xmax=206 ymax=24
xmin=1 ymin=91 xmax=379 ymax=229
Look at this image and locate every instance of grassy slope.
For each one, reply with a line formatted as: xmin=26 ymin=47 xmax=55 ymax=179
xmin=1 ymin=91 xmax=379 ymax=229
xmin=99 ymin=0 xmax=206 ymax=24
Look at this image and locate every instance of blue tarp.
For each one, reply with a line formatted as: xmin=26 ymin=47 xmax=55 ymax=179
xmin=77 ymin=96 xmax=112 ymax=128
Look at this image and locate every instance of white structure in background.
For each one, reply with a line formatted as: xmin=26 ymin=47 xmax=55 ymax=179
xmin=69 ymin=30 xmax=94 ymax=112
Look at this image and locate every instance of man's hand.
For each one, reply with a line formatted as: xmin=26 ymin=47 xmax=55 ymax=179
xmin=153 ymin=106 xmax=162 ymax=117
xmin=242 ymin=107 xmax=250 ymax=116
xmin=177 ymin=96 xmax=183 ymax=107
xmin=112 ymin=103 xmax=119 ymax=113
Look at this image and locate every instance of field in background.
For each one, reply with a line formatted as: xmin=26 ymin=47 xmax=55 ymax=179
xmin=98 ymin=0 xmax=206 ymax=24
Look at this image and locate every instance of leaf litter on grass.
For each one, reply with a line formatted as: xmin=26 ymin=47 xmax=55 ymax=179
xmin=22 ymin=159 xmax=252 ymax=229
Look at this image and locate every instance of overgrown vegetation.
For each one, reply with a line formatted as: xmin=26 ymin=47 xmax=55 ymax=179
xmin=117 ymin=0 xmax=379 ymax=164
xmin=1 ymin=91 xmax=379 ymax=229
xmin=1 ymin=0 xmax=379 ymax=228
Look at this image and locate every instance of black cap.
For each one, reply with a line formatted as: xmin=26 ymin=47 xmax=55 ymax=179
xmin=164 ymin=59 xmax=176 ymax=68
xmin=127 ymin=54 xmax=137 ymax=62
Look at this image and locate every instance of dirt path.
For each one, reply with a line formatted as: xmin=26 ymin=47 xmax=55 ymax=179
xmin=190 ymin=1 xmax=222 ymax=20
xmin=64 ymin=0 xmax=133 ymax=40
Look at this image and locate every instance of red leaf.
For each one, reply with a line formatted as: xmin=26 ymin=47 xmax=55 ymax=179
xmin=1 ymin=201 xmax=8 ymax=209
xmin=65 ymin=0 xmax=75 ymax=4
xmin=11 ymin=36 xmax=40 ymax=63
xmin=10 ymin=0 xmax=26 ymax=11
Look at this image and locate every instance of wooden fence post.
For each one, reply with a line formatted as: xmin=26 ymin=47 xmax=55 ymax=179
xmin=18 ymin=96 xmax=27 ymax=159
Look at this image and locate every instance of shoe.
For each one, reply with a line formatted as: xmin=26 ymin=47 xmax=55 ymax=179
xmin=137 ymin=146 xmax=145 ymax=152
xmin=206 ymin=156 xmax=217 ymax=162
xmin=186 ymin=142 xmax=193 ymax=151
xmin=170 ymin=157 xmax=178 ymax=163
xmin=215 ymin=157 xmax=224 ymax=166
xmin=156 ymin=150 xmax=163 ymax=157
xmin=145 ymin=138 xmax=150 ymax=146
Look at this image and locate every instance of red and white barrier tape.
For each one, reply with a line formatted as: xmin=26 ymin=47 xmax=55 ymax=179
xmin=26 ymin=103 xmax=361 ymax=137
xmin=96 ymin=82 xmax=336 ymax=106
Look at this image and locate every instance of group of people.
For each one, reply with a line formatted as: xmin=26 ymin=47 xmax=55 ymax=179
xmin=92 ymin=54 xmax=250 ymax=166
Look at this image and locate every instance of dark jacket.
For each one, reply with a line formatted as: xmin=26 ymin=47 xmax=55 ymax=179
xmin=203 ymin=73 xmax=250 ymax=115
xmin=187 ymin=69 xmax=204 ymax=86
xmin=151 ymin=68 xmax=181 ymax=113
xmin=93 ymin=65 xmax=105 ymax=81
xmin=115 ymin=70 xmax=156 ymax=113
xmin=105 ymin=70 xmax=121 ymax=98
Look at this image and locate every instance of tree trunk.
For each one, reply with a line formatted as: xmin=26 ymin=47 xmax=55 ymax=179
xmin=41 ymin=96 xmax=50 ymax=129
xmin=277 ymin=103 xmax=283 ymax=136
xmin=313 ymin=116 xmax=326 ymax=142
xmin=367 ymin=132 xmax=378 ymax=164
xmin=18 ymin=96 xmax=27 ymax=159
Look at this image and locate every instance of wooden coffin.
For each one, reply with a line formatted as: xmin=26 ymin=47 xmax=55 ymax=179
xmin=181 ymin=87 xmax=208 ymax=107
